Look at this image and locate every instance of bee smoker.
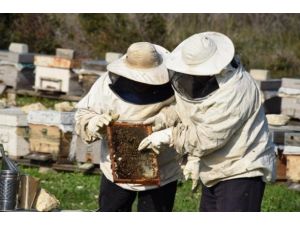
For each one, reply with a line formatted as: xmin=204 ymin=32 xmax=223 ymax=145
xmin=0 ymin=144 xmax=20 ymax=211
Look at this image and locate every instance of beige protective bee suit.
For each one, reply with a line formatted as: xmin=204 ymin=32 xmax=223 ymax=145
xmin=139 ymin=32 xmax=276 ymax=212
xmin=75 ymin=73 xmax=182 ymax=191
xmin=74 ymin=34 xmax=184 ymax=195
xmin=171 ymin=64 xmax=276 ymax=187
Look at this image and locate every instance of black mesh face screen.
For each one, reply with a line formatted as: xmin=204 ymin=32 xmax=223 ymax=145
xmin=108 ymin=72 xmax=174 ymax=105
xmin=171 ymin=72 xmax=219 ymax=100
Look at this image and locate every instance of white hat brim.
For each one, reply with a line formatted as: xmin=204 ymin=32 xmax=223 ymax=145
xmin=107 ymin=45 xmax=170 ymax=85
xmin=166 ymin=32 xmax=235 ymax=76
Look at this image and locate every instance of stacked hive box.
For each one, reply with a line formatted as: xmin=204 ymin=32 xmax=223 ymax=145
xmin=284 ymin=132 xmax=300 ymax=182
xmin=279 ymin=78 xmax=300 ymax=119
xmin=0 ymin=43 xmax=35 ymax=92
xmin=75 ymin=52 xmax=122 ymax=95
xmin=268 ymin=122 xmax=300 ymax=181
xmin=34 ymin=48 xmax=83 ymax=96
xmin=27 ymin=110 xmax=74 ymax=162
xmin=249 ymin=69 xmax=300 ymax=183
xmin=250 ymin=69 xmax=282 ymax=114
xmin=274 ymin=78 xmax=300 ymax=183
xmin=75 ymin=60 xmax=107 ymax=95
xmin=0 ymin=108 xmax=30 ymax=158
xmin=70 ymin=134 xmax=101 ymax=165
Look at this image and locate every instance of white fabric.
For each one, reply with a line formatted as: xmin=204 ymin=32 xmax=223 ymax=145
xmin=75 ymin=73 xmax=182 ymax=191
xmin=107 ymin=44 xmax=170 ymax=85
xmin=143 ymin=104 xmax=179 ymax=131
xmin=138 ymin=128 xmax=173 ymax=154
xmin=166 ymin=32 xmax=235 ymax=76
xmin=171 ymin=65 xmax=276 ymax=187
xmin=183 ymin=155 xmax=200 ymax=192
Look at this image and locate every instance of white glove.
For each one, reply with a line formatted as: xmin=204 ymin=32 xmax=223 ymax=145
xmin=143 ymin=106 xmax=179 ymax=132
xmin=86 ymin=113 xmax=119 ymax=139
xmin=183 ymin=155 xmax=201 ymax=192
xmin=138 ymin=128 xmax=173 ymax=154
xmin=143 ymin=112 xmax=167 ymax=132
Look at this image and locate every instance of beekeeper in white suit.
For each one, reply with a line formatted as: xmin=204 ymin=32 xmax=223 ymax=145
xmin=139 ymin=32 xmax=276 ymax=212
xmin=74 ymin=42 xmax=181 ymax=212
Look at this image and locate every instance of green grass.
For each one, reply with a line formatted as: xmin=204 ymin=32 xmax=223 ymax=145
xmin=20 ymin=166 xmax=300 ymax=212
xmin=16 ymin=96 xmax=63 ymax=109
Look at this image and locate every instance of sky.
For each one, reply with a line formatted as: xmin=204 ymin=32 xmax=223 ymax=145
xmin=0 ymin=0 xmax=298 ymax=13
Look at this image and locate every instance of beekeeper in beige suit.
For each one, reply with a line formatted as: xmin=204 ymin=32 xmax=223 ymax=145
xmin=139 ymin=32 xmax=276 ymax=212
xmin=74 ymin=42 xmax=181 ymax=212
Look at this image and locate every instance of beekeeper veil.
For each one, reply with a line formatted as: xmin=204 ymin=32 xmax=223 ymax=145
xmin=106 ymin=42 xmax=174 ymax=104
xmin=166 ymin=32 xmax=236 ymax=100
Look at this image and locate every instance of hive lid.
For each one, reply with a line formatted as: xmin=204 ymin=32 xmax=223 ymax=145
xmin=0 ymin=108 xmax=28 ymax=126
xmin=27 ymin=110 xmax=74 ymax=126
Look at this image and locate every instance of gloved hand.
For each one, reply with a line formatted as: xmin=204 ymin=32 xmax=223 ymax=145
xmin=138 ymin=128 xmax=173 ymax=154
xmin=143 ymin=106 xmax=179 ymax=132
xmin=143 ymin=112 xmax=167 ymax=132
xmin=86 ymin=112 xmax=119 ymax=139
xmin=183 ymin=155 xmax=201 ymax=192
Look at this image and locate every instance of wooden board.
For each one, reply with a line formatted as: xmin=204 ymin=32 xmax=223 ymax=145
xmin=286 ymin=155 xmax=300 ymax=182
xmin=6 ymin=88 xmax=81 ymax=102
xmin=15 ymin=158 xmax=100 ymax=174
xmin=107 ymin=122 xmax=159 ymax=185
xmin=34 ymin=55 xmax=80 ymax=69
xmin=28 ymin=124 xmax=72 ymax=160
xmin=276 ymin=148 xmax=287 ymax=181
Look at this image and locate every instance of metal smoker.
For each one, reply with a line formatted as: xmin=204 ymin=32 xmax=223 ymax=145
xmin=0 ymin=144 xmax=20 ymax=211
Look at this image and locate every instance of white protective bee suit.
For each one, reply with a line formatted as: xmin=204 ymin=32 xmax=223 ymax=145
xmin=74 ymin=44 xmax=182 ymax=192
xmin=139 ymin=32 xmax=276 ymax=189
xmin=171 ymin=63 xmax=276 ymax=187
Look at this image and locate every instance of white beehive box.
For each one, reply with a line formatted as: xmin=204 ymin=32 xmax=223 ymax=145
xmin=249 ymin=69 xmax=270 ymax=81
xmin=9 ymin=43 xmax=29 ymax=54
xmin=70 ymin=134 xmax=101 ymax=164
xmin=281 ymin=78 xmax=300 ymax=90
xmin=0 ymin=63 xmax=35 ymax=90
xmin=55 ymin=48 xmax=75 ymax=59
xmin=105 ymin=52 xmax=122 ymax=64
xmin=0 ymin=51 xmax=34 ymax=64
xmin=27 ymin=110 xmax=75 ymax=126
xmin=0 ymin=108 xmax=29 ymax=158
xmin=34 ymin=66 xmax=83 ymax=95
xmin=281 ymin=97 xmax=300 ymax=119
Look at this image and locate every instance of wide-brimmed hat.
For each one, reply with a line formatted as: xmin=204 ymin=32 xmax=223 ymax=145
xmin=166 ymin=32 xmax=235 ymax=76
xmin=107 ymin=42 xmax=170 ymax=85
